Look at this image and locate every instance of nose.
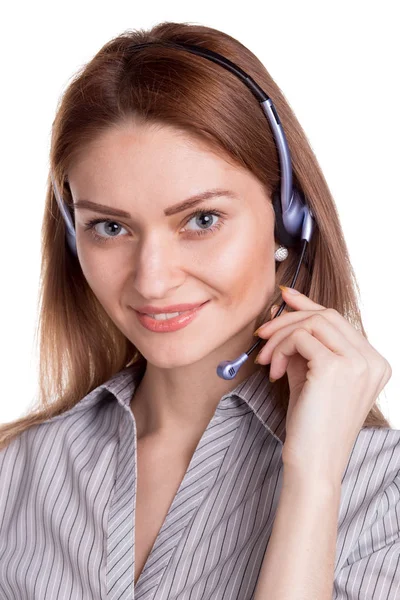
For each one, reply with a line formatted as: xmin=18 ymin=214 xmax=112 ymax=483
xmin=132 ymin=233 xmax=186 ymax=299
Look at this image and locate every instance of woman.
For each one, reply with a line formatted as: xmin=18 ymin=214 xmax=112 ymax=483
xmin=0 ymin=21 xmax=398 ymax=599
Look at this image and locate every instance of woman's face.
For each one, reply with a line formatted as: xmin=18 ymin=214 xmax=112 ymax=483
xmin=67 ymin=122 xmax=277 ymax=368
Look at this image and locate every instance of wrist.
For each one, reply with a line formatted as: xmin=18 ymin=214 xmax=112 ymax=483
xmin=282 ymin=464 xmax=342 ymax=498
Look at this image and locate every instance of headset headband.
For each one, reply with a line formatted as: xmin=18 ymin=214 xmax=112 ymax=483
xmin=51 ymin=41 xmax=315 ymax=257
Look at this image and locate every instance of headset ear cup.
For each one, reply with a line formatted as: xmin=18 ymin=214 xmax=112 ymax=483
xmin=51 ymin=173 xmax=79 ymax=257
xmin=272 ymin=188 xmax=301 ymax=248
xmin=65 ymin=201 xmax=78 ymax=257
xmin=66 ymin=229 xmax=78 ymax=257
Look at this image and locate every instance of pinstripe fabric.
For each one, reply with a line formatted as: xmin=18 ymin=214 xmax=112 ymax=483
xmin=0 ymin=364 xmax=399 ymax=599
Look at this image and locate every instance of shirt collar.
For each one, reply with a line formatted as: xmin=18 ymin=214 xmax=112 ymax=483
xmin=45 ymin=364 xmax=286 ymax=446
xmin=102 ymin=364 xmax=286 ymax=446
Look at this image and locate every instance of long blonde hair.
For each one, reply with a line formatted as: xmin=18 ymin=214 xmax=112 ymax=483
xmin=0 ymin=21 xmax=392 ymax=450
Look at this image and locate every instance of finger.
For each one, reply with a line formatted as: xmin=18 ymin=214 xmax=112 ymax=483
xmin=257 ymin=313 xmax=362 ymax=365
xmin=255 ymin=307 xmax=321 ymax=338
xmin=276 ymin=287 xmax=372 ymax=356
xmin=279 ymin=285 xmax=326 ymax=310
xmin=268 ymin=328 xmax=332 ymax=379
xmin=253 ymin=304 xmax=287 ymax=337
xmin=258 ymin=308 xmax=382 ymax=375
xmin=255 ymin=288 xmax=325 ymax=336
xmin=266 ymin=287 xmax=382 ymax=365
xmin=258 ymin=300 xmax=370 ymax=358
xmin=271 ymin=304 xmax=284 ymax=318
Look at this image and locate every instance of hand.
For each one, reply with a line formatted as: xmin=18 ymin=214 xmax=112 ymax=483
xmin=254 ymin=286 xmax=392 ymax=484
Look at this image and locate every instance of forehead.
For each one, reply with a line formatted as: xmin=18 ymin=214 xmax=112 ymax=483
xmin=67 ymin=122 xmax=261 ymax=203
xmin=69 ymin=120 xmax=240 ymax=174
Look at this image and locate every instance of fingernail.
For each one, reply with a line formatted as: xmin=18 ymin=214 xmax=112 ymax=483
xmin=279 ymin=285 xmax=300 ymax=295
xmin=269 ymin=376 xmax=277 ymax=382
xmin=254 ymin=348 xmax=264 ymax=363
xmin=271 ymin=304 xmax=279 ymax=316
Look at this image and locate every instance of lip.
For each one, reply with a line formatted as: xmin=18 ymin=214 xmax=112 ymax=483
xmin=134 ymin=301 xmax=209 ymax=333
xmin=135 ymin=301 xmax=207 ymax=314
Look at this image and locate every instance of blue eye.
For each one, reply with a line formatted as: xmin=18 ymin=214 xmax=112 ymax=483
xmin=83 ymin=208 xmax=225 ymax=244
xmin=83 ymin=220 xmax=127 ymax=243
xmin=184 ymin=209 xmax=224 ymax=237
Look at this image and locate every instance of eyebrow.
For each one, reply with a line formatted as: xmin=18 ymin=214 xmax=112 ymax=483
xmin=73 ymin=188 xmax=238 ymax=218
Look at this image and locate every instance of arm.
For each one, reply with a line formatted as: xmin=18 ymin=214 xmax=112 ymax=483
xmin=254 ymin=467 xmax=341 ymax=600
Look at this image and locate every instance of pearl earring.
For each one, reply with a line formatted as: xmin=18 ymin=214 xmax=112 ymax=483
xmin=274 ymin=245 xmax=288 ymax=262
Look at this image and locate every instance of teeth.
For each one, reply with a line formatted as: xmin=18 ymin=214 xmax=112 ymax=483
xmin=147 ymin=311 xmax=185 ymax=320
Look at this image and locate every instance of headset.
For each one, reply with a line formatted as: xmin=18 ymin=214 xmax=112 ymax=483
xmin=51 ymin=41 xmax=317 ymax=380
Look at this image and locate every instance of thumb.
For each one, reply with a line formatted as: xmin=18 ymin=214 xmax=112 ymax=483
xmin=271 ymin=304 xmax=281 ymax=318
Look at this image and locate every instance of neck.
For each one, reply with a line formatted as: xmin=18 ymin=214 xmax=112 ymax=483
xmin=130 ymin=337 xmax=263 ymax=441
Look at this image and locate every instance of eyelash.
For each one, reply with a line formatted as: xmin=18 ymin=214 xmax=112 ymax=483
xmin=83 ymin=207 xmax=225 ymax=244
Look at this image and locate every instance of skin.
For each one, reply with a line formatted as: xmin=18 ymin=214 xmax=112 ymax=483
xmin=68 ymin=121 xmax=281 ymax=446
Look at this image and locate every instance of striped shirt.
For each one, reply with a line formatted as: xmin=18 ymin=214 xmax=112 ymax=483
xmin=0 ymin=364 xmax=399 ymax=599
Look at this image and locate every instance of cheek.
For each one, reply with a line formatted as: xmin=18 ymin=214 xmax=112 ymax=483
xmin=206 ymin=230 xmax=273 ymax=301
xmin=77 ymin=248 xmax=123 ymax=308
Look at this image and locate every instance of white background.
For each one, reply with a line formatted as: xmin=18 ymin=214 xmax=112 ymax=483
xmin=0 ymin=0 xmax=399 ymax=427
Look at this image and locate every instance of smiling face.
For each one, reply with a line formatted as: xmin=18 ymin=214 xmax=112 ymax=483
xmin=67 ymin=121 xmax=277 ymax=368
